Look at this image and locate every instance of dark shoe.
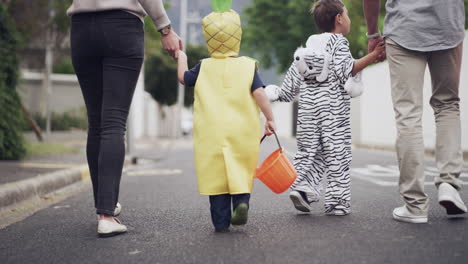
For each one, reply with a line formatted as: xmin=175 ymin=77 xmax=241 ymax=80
xmin=231 ymin=203 xmax=249 ymax=226
xmin=289 ymin=191 xmax=311 ymax=212
xmin=215 ymin=227 xmax=230 ymax=233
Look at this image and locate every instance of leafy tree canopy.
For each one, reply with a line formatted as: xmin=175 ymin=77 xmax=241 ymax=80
xmin=243 ymin=0 xmax=388 ymax=73
xmin=8 ymin=0 xmax=72 ymax=49
xmin=144 ymin=17 xmax=209 ymax=107
xmin=0 ymin=3 xmax=26 ymax=160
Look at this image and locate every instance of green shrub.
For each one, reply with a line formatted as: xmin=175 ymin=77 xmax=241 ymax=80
xmin=53 ymin=56 xmax=75 ymax=74
xmin=144 ymin=44 xmax=209 ymax=108
xmin=0 ymin=86 xmax=26 ymax=159
xmin=24 ymin=108 xmax=87 ymax=131
xmin=0 ymin=4 xmax=26 ymax=160
xmin=51 ymin=109 xmax=87 ymax=131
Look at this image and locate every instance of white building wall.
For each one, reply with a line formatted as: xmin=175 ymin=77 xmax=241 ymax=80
xmin=18 ymin=71 xmax=83 ymax=114
xmin=19 ymin=70 xmax=162 ymax=141
xmin=143 ymin=92 xmax=159 ymax=137
xmin=270 ymin=102 xmax=293 ymax=138
xmin=128 ymin=72 xmax=145 ymax=140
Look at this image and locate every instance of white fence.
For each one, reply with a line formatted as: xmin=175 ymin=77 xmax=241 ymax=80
xmin=17 ymin=70 xmax=166 ymax=141
xmin=18 ymin=71 xmax=83 ymax=114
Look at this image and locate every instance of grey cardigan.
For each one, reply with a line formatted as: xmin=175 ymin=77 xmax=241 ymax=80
xmin=67 ymin=0 xmax=170 ymax=30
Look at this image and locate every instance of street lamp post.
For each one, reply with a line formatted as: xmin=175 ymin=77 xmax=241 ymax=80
xmin=177 ymin=0 xmax=201 ymax=137
xmin=176 ymin=0 xmax=188 ymax=138
xmin=44 ymin=4 xmax=56 ymax=137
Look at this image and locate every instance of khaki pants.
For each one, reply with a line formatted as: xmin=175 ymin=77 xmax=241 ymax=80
xmin=386 ymin=38 xmax=463 ymax=215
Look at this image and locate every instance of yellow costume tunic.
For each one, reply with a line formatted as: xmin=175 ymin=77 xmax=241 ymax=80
xmin=193 ymin=57 xmax=261 ymax=195
xmin=193 ymin=4 xmax=261 ymax=195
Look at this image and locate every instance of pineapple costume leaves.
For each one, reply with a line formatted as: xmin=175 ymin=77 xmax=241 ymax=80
xmin=202 ymin=0 xmax=241 ymax=58
xmin=211 ymin=0 xmax=232 ymax=12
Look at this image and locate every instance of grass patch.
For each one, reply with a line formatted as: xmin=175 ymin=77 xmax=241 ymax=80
xmin=25 ymin=142 xmax=79 ymax=157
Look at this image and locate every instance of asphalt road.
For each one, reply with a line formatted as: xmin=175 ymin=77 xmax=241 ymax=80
xmin=1 ymin=138 xmax=467 ymax=264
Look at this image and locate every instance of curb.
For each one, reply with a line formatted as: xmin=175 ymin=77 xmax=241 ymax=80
xmin=0 ymin=165 xmax=89 ymax=210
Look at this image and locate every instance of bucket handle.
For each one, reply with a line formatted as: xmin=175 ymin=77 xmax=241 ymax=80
xmin=260 ymin=130 xmax=283 ymax=153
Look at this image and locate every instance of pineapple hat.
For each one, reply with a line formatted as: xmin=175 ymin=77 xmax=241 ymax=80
xmin=202 ymin=0 xmax=242 ymax=58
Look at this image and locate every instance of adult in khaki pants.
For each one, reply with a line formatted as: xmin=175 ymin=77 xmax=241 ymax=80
xmin=363 ymin=0 xmax=467 ymax=223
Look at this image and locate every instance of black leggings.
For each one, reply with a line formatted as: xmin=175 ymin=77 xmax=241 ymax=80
xmin=71 ymin=10 xmax=144 ymax=215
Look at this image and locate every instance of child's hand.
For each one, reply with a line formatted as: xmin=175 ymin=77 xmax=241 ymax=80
xmin=177 ymin=50 xmax=188 ymax=84
xmin=371 ymin=41 xmax=385 ymax=62
xmin=264 ymin=120 xmax=276 ymax=136
xmin=177 ymin=50 xmax=187 ymax=61
xmin=368 ymin=36 xmax=386 ymax=62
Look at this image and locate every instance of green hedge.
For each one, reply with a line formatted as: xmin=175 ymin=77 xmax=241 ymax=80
xmin=0 ymin=4 xmax=26 ymax=160
xmin=53 ymin=56 xmax=75 ymax=74
xmin=25 ymin=108 xmax=87 ymax=131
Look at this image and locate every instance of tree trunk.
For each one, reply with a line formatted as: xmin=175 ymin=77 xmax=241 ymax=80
xmin=21 ymin=103 xmax=43 ymax=142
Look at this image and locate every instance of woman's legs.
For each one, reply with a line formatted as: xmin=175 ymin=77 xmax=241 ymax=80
xmin=71 ymin=13 xmax=104 ymax=210
xmin=96 ymin=11 xmax=144 ymax=215
xmin=71 ymin=11 xmax=144 ymax=216
xmin=96 ymin=56 xmax=142 ymax=215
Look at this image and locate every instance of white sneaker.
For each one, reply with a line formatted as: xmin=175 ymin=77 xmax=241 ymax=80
xmin=97 ymin=218 xmax=127 ymax=237
xmin=438 ymin=183 xmax=467 ymax=215
xmin=289 ymin=191 xmax=311 ymax=212
xmin=392 ymin=206 xmax=428 ymax=224
xmin=114 ymin=202 xmax=122 ymax=216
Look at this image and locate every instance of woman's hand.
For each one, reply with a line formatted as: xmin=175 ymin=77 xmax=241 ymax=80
xmin=161 ymin=30 xmax=183 ymax=59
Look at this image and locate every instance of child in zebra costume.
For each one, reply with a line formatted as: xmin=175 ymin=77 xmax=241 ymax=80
xmin=266 ymin=0 xmax=384 ymax=215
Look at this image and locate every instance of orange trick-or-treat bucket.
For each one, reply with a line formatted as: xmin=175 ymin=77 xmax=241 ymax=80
xmin=255 ymin=131 xmax=297 ymax=194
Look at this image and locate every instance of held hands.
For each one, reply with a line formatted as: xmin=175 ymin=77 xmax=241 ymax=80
xmin=177 ymin=50 xmax=187 ymax=61
xmin=176 ymin=50 xmax=188 ymax=85
xmin=264 ymin=120 xmax=276 ymax=136
xmin=161 ymin=30 xmax=183 ymax=59
xmin=369 ymin=38 xmax=386 ymax=63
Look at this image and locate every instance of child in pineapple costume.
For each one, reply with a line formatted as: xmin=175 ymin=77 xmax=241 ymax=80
xmin=176 ymin=0 xmax=276 ymax=232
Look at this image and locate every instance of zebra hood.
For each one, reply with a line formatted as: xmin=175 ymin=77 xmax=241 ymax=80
xmin=293 ymin=34 xmax=332 ymax=82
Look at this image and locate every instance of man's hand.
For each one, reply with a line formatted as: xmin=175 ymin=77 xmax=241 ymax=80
xmin=368 ymin=36 xmax=386 ymax=62
xmin=161 ymin=30 xmax=183 ymax=59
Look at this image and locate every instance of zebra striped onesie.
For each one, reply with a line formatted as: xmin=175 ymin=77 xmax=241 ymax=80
xmin=269 ymin=33 xmax=354 ymax=214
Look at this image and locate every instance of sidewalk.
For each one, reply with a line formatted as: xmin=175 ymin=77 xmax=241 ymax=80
xmin=0 ymin=131 xmax=196 ymax=213
xmin=0 ymin=131 xmax=87 ymax=184
xmin=0 ymin=131 xmax=89 ymax=210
